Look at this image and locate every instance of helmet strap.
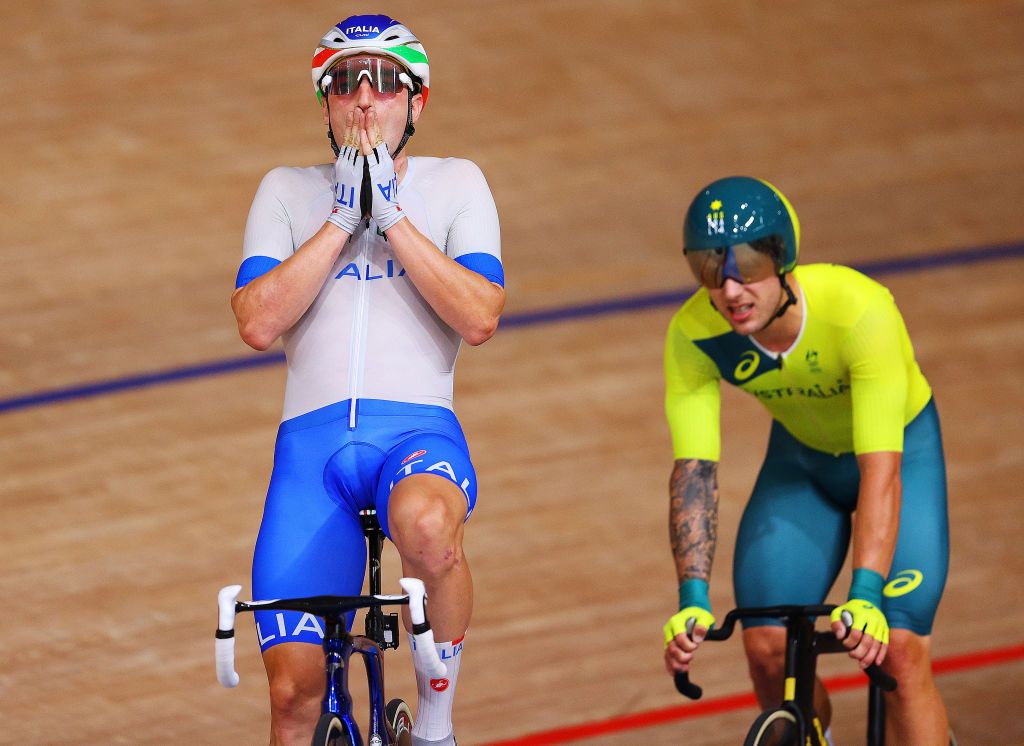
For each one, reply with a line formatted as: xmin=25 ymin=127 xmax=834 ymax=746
xmin=392 ymin=93 xmax=416 ymax=158
xmin=758 ymin=273 xmax=797 ymax=332
xmin=325 ymin=96 xmax=341 ymax=157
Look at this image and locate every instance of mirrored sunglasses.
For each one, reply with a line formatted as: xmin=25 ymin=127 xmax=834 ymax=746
xmin=684 ymin=240 xmax=781 ymax=288
xmin=322 ymin=56 xmax=413 ymax=97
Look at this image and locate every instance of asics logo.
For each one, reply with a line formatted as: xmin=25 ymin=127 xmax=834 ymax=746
xmin=883 ymin=569 xmax=923 ymax=597
xmin=402 ymin=449 xmax=427 ymax=465
xmin=734 ymin=351 xmax=760 ymax=381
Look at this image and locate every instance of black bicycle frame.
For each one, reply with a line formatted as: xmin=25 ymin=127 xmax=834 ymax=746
xmin=675 ymin=605 xmax=896 ymax=745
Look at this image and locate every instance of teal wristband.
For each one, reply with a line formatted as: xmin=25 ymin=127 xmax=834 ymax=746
xmin=848 ymin=568 xmax=884 ymax=607
xmin=678 ymin=578 xmax=712 ymax=612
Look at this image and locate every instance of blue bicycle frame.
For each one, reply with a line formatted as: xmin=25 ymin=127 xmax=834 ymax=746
xmin=216 ymin=512 xmax=440 ymax=745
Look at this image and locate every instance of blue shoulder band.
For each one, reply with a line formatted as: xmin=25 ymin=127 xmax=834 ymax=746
xmin=455 ymin=252 xmax=504 ymax=287
xmin=236 ymin=256 xmax=283 ymax=288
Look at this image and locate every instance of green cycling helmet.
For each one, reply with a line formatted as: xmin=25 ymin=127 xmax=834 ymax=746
xmin=683 ymin=176 xmax=801 ymax=273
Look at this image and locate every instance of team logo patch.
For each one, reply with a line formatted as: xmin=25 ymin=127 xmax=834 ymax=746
xmin=706 ymin=198 xmax=726 ymax=235
xmin=345 ymin=24 xmax=381 ymax=37
xmin=883 ymin=569 xmax=924 ymax=597
xmin=430 ymin=678 xmax=450 ymax=692
xmin=734 ymin=350 xmax=760 ymax=381
xmin=402 ymin=449 xmax=427 ymax=465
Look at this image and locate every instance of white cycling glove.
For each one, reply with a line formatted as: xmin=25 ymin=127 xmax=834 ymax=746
xmin=327 ymin=139 xmax=365 ymax=235
xmin=365 ymin=141 xmax=406 ymax=232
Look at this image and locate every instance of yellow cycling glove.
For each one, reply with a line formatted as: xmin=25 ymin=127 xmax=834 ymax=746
xmin=664 ymin=579 xmax=715 ymax=646
xmin=664 ymin=606 xmax=716 ymax=646
xmin=831 ymin=568 xmax=890 ymax=644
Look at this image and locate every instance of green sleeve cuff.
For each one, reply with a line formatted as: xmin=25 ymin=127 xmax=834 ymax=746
xmin=848 ymin=567 xmax=884 ymax=607
xmin=678 ymin=578 xmax=712 ymax=612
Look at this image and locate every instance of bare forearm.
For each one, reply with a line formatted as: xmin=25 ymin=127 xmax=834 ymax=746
xmin=231 ymin=222 xmax=350 ymax=350
xmin=384 ymin=218 xmax=504 ymax=345
xmin=668 ymin=459 xmax=720 ymax=583
xmin=852 ymin=451 xmax=902 ymax=576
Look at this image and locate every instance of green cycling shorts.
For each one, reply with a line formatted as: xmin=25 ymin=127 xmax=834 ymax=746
xmin=733 ymin=398 xmax=948 ymax=635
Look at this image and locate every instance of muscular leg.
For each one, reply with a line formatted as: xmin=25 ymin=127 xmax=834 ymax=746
xmin=878 ymin=402 xmax=950 ymax=744
xmin=262 ymin=643 xmax=327 ymax=746
xmin=743 ymin=627 xmax=832 ymax=728
xmin=252 ymin=416 xmax=374 ymax=745
xmin=882 ymin=629 xmax=948 ymax=745
xmin=388 ymin=473 xmax=472 ymax=639
xmin=735 ymin=424 xmax=852 ymax=733
xmin=387 ymin=473 xmax=470 ymax=744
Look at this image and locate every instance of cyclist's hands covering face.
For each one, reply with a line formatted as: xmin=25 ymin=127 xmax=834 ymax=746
xmin=663 ymin=607 xmax=715 ymax=673
xmin=327 ymin=109 xmax=367 ymax=235
xmin=831 ymin=599 xmax=889 ymax=668
xmin=360 ymin=109 xmax=406 ymax=232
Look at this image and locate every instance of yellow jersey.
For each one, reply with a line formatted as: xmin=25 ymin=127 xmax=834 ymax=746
xmin=664 ymin=264 xmax=932 ymax=460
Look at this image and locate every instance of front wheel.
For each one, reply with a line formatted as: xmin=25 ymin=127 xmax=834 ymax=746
xmin=312 ymin=713 xmax=351 ymax=746
xmin=744 ymin=707 xmax=801 ymax=746
xmin=386 ymin=698 xmax=414 ymax=745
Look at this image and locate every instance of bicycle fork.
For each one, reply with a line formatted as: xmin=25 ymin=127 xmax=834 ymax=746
xmin=322 ymin=617 xmax=394 ymax=746
xmin=323 ymin=617 xmax=361 ymax=743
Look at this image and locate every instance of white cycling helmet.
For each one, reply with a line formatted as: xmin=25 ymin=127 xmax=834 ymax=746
xmin=311 ymin=14 xmax=430 ymax=107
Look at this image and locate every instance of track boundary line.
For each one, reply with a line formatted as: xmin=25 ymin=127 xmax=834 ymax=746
xmin=481 ymin=641 xmax=1024 ymax=745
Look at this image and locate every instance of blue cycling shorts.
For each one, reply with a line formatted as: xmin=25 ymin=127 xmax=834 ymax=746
xmin=733 ymin=399 xmax=949 ymax=635
xmin=251 ymin=399 xmax=477 ymax=651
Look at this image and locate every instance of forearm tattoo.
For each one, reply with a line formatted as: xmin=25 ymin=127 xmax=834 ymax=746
xmin=669 ymin=459 xmax=720 ymax=583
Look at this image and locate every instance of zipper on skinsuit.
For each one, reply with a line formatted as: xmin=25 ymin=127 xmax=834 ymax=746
xmin=347 ymin=219 xmax=373 ymax=429
xmin=753 ymin=287 xmax=843 ymax=456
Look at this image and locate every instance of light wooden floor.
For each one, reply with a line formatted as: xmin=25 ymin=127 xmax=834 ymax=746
xmin=2 ymin=1 xmax=1023 ymax=743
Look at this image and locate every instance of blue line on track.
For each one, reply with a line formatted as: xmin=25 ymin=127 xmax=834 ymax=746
xmin=2 ymin=241 xmax=1021 ymax=415
xmin=0 ymin=354 xmax=287 ymax=414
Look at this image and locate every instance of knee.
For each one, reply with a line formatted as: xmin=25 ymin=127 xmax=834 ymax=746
xmin=743 ymin=628 xmax=786 ymax=687
xmin=267 ymin=667 xmax=322 ymax=723
xmin=389 ymin=483 xmax=465 ymax=577
xmin=882 ymin=630 xmax=934 ymax=693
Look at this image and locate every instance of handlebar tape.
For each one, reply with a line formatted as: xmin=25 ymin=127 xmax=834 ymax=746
xmin=399 ymin=577 xmax=447 ymax=678
xmin=215 ymin=585 xmax=242 ymax=688
xmin=674 ymin=671 xmax=703 ymax=700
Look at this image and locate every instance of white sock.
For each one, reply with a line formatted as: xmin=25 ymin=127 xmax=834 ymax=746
xmin=824 ymin=725 xmax=834 ymax=746
xmin=409 ymin=633 xmax=464 ymax=741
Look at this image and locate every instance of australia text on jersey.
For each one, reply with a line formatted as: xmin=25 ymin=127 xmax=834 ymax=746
xmin=749 ymin=378 xmax=850 ymax=401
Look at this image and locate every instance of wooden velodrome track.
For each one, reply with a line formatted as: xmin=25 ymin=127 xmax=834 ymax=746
xmin=2 ymin=1 xmax=1022 ymax=743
